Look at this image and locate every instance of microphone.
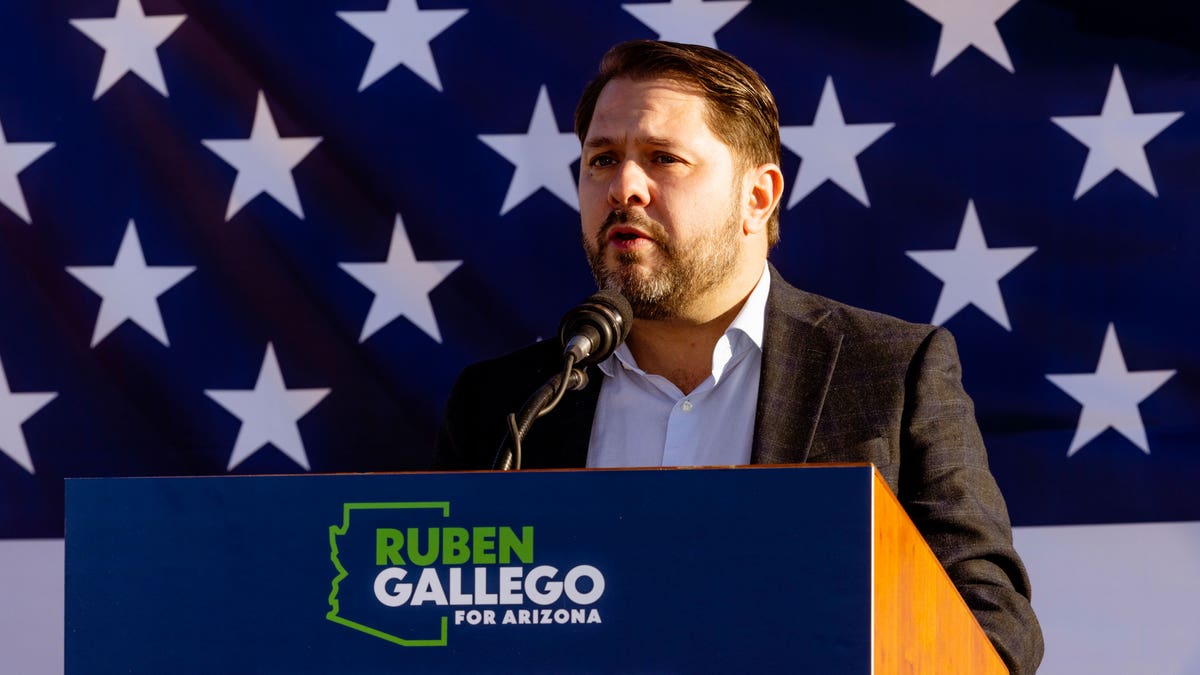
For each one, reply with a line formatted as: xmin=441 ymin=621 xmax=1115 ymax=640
xmin=558 ymin=290 xmax=634 ymax=367
xmin=494 ymin=290 xmax=633 ymax=471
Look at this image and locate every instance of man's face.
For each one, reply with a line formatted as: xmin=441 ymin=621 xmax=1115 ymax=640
xmin=578 ymin=77 xmax=747 ymax=320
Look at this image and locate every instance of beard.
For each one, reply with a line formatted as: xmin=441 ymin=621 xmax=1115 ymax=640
xmin=584 ymin=203 xmax=740 ymax=320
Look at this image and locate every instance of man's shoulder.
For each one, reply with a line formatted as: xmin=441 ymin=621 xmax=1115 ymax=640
xmin=768 ymin=268 xmax=938 ymax=342
xmin=765 ymin=267 xmax=963 ymax=375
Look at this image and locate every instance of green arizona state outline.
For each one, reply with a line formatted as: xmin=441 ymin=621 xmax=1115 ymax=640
xmin=327 ymin=501 xmax=450 ymax=646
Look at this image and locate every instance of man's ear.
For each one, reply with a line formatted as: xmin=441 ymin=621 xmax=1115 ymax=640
xmin=744 ymin=163 xmax=784 ymax=236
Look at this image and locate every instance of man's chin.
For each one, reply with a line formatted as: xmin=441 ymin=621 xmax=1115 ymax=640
xmin=607 ymin=262 xmax=658 ymax=289
xmin=587 ymin=248 xmax=667 ymax=299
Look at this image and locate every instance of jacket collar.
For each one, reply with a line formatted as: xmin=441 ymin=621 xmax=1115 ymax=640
xmin=750 ymin=264 xmax=843 ymax=464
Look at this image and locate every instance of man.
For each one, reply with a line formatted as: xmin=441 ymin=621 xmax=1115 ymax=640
xmin=438 ymin=40 xmax=1043 ymax=673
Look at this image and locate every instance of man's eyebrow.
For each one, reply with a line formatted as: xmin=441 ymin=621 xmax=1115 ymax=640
xmin=639 ymin=136 xmax=677 ymax=148
xmin=584 ymin=136 xmax=678 ymax=149
xmin=584 ymin=136 xmax=615 ymax=149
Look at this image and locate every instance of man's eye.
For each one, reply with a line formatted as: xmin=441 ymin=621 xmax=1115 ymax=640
xmin=589 ymin=155 xmax=615 ymax=167
xmin=654 ymin=155 xmax=678 ymax=164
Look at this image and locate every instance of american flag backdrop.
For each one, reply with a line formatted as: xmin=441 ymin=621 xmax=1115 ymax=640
xmin=2 ymin=0 xmax=1198 ymax=672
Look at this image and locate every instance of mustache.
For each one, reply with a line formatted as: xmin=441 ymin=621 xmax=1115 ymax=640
xmin=598 ymin=209 xmax=668 ymax=244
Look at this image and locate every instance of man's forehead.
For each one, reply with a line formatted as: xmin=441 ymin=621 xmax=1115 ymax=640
xmin=594 ymin=76 xmax=705 ymax=108
xmin=586 ymin=77 xmax=712 ymax=137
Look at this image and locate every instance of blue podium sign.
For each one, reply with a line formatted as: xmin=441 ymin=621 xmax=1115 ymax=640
xmin=66 ymin=466 xmax=876 ymax=674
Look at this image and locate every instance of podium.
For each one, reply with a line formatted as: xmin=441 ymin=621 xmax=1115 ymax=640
xmin=65 ymin=465 xmax=1005 ymax=674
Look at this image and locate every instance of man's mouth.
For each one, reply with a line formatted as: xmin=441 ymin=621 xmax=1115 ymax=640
xmin=606 ymin=226 xmax=653 ymax=251
xmin=597 ymin=208 xmax=669 ymax=255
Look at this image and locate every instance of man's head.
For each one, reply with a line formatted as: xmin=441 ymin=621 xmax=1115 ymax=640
xmin=574 ymin=40 xmax=784 ymax=321
xmin=575 ymin=40 xmax=782 ymax=246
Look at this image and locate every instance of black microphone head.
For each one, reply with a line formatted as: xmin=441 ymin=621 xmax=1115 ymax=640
xmin=559 ymin=290 xmax=633 ymax=366
xmin=588 ymin=289 xmax=633 ymax=343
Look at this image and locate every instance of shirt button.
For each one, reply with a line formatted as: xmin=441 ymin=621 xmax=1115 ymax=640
xmin=680 ymin=400 xmax=694 ymax=412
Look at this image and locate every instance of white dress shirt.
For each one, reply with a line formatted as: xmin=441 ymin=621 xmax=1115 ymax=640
xmin=586 ymin=264 xmax=770 ymax=468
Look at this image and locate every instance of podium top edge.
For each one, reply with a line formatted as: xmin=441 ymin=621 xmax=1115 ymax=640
xmin=63 ymin=463 xmax=879 ymax=483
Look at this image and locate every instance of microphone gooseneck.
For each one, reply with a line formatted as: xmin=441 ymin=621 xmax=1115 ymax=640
xmin=493 ymin=290 xmax=633 ymax=471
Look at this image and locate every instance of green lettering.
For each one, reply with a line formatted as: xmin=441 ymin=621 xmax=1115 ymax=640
xmin=472 ymin=526 xmax=496 ymax=564
xmin=498 ymin=526 xmax=534 ymax=564
xmin=406 ymin=527 xmax=440 ymax=566
xmin=443 ymin=527 xmax=470 ymax=565
xmin=375 ymin=528 xmax=404 ymax=565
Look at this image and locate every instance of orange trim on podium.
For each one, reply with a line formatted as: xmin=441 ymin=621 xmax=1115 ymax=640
xmin=872 ymin=470 xmax=1007 ymax=674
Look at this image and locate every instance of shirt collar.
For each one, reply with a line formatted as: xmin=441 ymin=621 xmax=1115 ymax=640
xmin=598 ymin=262 xmax=771 ymax=378
xmin=726 ymin=261 xmax=770 ymax=353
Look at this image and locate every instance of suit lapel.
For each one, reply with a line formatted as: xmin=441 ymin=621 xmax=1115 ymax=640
xmin=751 ymin=267 xmax=843 ymax=465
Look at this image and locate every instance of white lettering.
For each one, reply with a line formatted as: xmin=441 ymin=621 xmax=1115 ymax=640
xmin=499 ymin=566 xmax=523 ymax=604
xmin=459 ymin=607 xmax=601 ymax=626
xmin=374 ymin=565 xmax=606 ymax=609
xmin=564 ymin=565 xmax=605 ymax=605
xmin=524 ymin=565 xmax=562 ymax=605
xmin=410 ymin=568 xmax=447 ymax=606
xmin=448 ymin=568 xmax=472 ymax=604
xmin=373 ymin=567 xmax=410 ymax=607
xmin=474 ymin=566 xmax=498 ymax=605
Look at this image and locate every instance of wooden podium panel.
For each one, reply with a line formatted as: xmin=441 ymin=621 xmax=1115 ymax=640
xmin=873 ymin=471 xmax=1007 ymax=673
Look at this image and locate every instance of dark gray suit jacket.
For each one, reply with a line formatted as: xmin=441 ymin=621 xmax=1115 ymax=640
xmin=437 ymin=266 xmax=1044 ymax=673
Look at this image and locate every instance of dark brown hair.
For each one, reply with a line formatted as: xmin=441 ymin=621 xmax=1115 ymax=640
xmin=575 ymin=40 xmax=782 ymax=245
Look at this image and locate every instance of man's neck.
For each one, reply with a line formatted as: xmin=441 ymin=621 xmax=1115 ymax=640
xmin=625 ymin=264 xmax=765 ymax=394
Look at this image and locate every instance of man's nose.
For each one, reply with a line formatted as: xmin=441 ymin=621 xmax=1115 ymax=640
xmin=607 ymin=160 xmax=649 ymax=208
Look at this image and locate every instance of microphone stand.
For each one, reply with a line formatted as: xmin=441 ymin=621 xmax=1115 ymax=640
xmin=493 ymin=288 xmax=631 ymax=470
xmin=493 ymin=355 xmax=589 ymax=471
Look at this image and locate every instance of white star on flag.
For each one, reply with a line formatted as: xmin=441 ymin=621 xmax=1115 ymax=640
xmin=202 ymin=92 xmax=322 ymax=221
xmin=1046 ymin=324 xmax=1176 ymax=457
xmin=0 ymin=117 xmax=54 ymax=225
xmin=906 ymin=0 xmax=1020 ymax=75
xmin=0 ymin=356 xmax=56 ymax=475
xmin=1052 ymin=65 xmax=1183 ymax=200
xmin=478 ymin=85 xmax=580 ymax=215
xmin=622 ymin=0 xmax=750 ymax=48
xmin=340 ymin=215 xmax=462 ymax=343
xmin=67 ymin=220 xmax=195 ymax=347
xmin=339 ymin=0 xmax=467 ymax=92
xmin=69 ymin=0 xmax=186 ymax=99
xmin=905 ymin=200 xmax=1035 ymax=330
xmin=780 ymin=77 xmax=893 ymax=208
xmin=206 ymin=344 xmax=330 ymax=471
